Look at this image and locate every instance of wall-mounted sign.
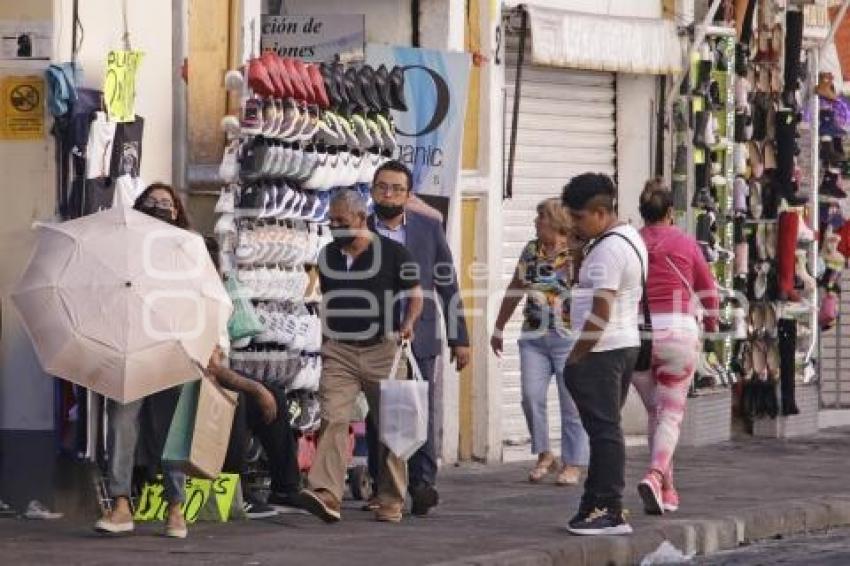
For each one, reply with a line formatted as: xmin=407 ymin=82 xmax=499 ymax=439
xmin=0 ymin=20 xmax=51 ymax=60
xmin=104 ymin=50 xmax=144 ymax=123
xmin=366 ymin=45 xmax=471 ymax=199
xmin=0 ymin=75 xmax=44 ymax=140
xmin=261 ymin=15 xmax=365 ymax=63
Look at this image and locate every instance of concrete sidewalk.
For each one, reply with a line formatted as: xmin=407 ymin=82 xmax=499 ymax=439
xmin=3 ymin=428 xmax=850 ymax=565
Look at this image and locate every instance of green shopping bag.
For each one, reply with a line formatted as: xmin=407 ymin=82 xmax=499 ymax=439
xmin=162 ymin=376 xmax=237 ymax=479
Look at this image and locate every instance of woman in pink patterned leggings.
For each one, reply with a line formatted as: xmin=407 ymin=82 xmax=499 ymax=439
xmin=632 ymin=179 xmax=719 ymax=515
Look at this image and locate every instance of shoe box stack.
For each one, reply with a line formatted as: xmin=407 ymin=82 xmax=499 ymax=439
xmin=210 ymin=52 xmax=407 ymax=432
xmin=813 ymin=72 xmax=850 ymax=334
xmin=675 ymin=34 xmax=739 ymax=391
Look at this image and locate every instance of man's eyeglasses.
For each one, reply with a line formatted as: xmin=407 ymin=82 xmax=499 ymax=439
xmin=373 ymin=182 xmax=409 ymax=195
xmin=142 ymin=198 xmax=175 ymax=210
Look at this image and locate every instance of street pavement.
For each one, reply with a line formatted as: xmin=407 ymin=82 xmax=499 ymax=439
xmin=696 ymin=528 xmax=850 ymax=565
xmin=3 ymin=427 xmax=850 ymax=565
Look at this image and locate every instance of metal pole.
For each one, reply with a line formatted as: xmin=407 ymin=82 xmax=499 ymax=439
xmin=504 ymin=7 xmax=527 ymax=200
xmin=666 ymin=0 xmax=724 ymax=102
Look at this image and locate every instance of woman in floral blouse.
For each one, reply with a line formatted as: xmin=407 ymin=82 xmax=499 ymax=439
xmin=491 ymin=198 xmax=589 ymax=485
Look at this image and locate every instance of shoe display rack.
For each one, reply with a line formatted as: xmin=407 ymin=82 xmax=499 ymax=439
xmin=674 ymin=1 xmax=822 ymax=433
xmin=210 ymin=51 xmax=404 ymax=432
xmin=673 ymin=30 xmax=738 ymax=393
xmin=811 ymin=66 xmax=850 ymax=417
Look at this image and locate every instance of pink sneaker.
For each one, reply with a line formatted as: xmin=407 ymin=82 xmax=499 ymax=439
xmin=662 ymin=486 xmax=679 ymax=512
xmin=637 ymin=473 xmax=664 ymax=515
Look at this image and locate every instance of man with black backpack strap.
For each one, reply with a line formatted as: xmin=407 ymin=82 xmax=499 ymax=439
xmin=560 ymin=173 xmax=648 ymax=536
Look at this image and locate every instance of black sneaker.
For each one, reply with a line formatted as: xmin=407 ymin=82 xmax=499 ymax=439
xmin=0 ymin=499 xmax=16 ymax=518
xmin=267 ymin=491 xmax=302 ymax=509
xmin=242 ymin=495 xmax=279 ymax=519
xmin=410 ymin=484 xmax=439 ymax=517
xmin=566 ymin=508 xmax=633 ymax=536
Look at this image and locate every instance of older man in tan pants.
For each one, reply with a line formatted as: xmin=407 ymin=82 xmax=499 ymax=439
xmin=298 ymin=189 xmax=422 ymax=523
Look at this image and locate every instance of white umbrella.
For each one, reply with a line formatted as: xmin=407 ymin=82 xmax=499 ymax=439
xmin=11 ymin=206 xmax=232 ymax=403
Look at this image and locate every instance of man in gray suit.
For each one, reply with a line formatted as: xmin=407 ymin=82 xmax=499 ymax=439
xmin=365 ymin=160 xmax=470 ymax=516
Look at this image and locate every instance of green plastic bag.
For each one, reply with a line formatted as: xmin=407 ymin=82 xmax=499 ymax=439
xmin=225 ymin=276 xmax=263 ymax=340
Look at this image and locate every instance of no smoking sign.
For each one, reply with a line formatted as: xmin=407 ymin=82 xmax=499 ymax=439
xmin=0 ymin=75 xmax=44 ymax=140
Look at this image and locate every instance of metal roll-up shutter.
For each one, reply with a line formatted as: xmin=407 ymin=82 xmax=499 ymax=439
xmin=500 ymin=34 xmax=617 ymax=457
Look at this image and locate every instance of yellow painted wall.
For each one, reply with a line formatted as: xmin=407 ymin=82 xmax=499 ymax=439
xmin=462 ymin=0 xmax=481 ymax=170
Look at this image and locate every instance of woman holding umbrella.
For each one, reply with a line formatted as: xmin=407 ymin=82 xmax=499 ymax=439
xmin=95 ymin=184 xmax=192 ymax=538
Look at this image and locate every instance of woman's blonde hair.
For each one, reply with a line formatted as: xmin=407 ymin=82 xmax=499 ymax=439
xmin=537 ymin=197 xmax=572 ymax=236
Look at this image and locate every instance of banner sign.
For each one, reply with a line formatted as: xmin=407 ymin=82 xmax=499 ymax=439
xmin=104 ymin=50 xmax=144 ymax=123
xmin=134 ymin=473 xmax=239 ymax=523
xmin=261 ymin=15 xmax=365 ymax=63
xmin=366 ymin=45 xmax=470 ymax=198
xmin=0 ymin=75 xmax=44 ymax=140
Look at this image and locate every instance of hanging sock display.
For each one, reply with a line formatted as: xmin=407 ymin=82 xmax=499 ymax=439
xmin=776 ymin=210 xmax=800 ymax=302
xmin=777 ymin=319 xmax=799 ymax=415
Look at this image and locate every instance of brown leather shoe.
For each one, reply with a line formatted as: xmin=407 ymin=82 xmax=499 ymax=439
xmin=298 ymin=489 xmax=341 ymax=523
xmin=375 ymin=501 xmax=403 ymax=523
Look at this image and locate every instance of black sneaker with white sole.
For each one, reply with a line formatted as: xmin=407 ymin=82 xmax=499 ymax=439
xmin=267 ymin=491 xmax=302 ymax=509
xmin=566 ymin=508 xmax=632 ymax=536
xmin=242 ymin=495 xmax=279 ymax=519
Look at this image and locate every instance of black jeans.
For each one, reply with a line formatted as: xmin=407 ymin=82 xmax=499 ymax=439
xmin=224 ymin=384 xmax=301 ymax=495
xmin=563 ymin=347 xmax=638 ymax=514
xmin=367 ymin=354 xmax=438 ymax=492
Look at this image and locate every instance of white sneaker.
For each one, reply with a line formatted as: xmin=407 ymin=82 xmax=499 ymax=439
xmin=307 ymin=314 xmax=323 ymax=352
xmin=214 ymin=185 xmax=237 ymax=214
xmin=25 ymin=500 xmax=63 ymax=520
xmin=291 ymin=314 xmax=312 ymax=352
xmin=214 ymin=213 xmax=236 ymax=235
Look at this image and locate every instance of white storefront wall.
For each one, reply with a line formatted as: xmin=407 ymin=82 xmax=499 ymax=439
xmin=496 ymin=1 xmax=666 ymax=460
xmin=0 ymin=0 xmax=176 ymax=432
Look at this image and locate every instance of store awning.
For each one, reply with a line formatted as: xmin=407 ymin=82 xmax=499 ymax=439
xmin=525 ymin=6 xmax=683 ymax=75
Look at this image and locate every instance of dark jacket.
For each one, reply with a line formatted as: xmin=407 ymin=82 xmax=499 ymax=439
xmin=368 ymin=210 xmax=470 ymax=358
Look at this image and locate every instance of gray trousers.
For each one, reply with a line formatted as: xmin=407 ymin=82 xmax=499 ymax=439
xmin=106 ymin=398 xmax=185 ymax=504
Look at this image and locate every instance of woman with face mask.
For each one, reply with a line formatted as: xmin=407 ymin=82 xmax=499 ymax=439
xmin=95 ymin=183 xmax=192 ymax=538
xmin=133 ymin=183 xmax=191 ymax=228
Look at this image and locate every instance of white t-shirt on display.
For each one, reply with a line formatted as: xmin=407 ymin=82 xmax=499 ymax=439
xmin=570 ymin=224 xmax=647 ymax=352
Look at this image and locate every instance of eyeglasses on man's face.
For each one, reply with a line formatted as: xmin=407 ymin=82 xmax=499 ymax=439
xmin=372 ymin=182 xmax=409 ymax=196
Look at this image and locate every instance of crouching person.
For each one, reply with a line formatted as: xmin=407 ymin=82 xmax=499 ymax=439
xmin=298 ymin=189 xmax=423 ymax=523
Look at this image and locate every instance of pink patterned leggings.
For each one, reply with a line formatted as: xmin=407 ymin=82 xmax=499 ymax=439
xmin=631 ymin=327 xmax=700 ymax=484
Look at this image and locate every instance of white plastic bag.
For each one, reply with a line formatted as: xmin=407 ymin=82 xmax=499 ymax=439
xmin=379 ymin=340 xmax=428 ymax=460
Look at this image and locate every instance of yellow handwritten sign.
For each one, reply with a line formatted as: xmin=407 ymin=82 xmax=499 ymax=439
xmin=0 ymin=76 xmax=44 ymax=140
xmin=104 ymin=50 xmax=143 ymax=123
xmin=134 ymin=473 xmax=239 ymax=523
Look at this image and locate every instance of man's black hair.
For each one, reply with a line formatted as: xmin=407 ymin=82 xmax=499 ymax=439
xmin=373 ymin=159 xmax=413 ymax=192
xmin=561 ymin=173 xmax=617 ymax=212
